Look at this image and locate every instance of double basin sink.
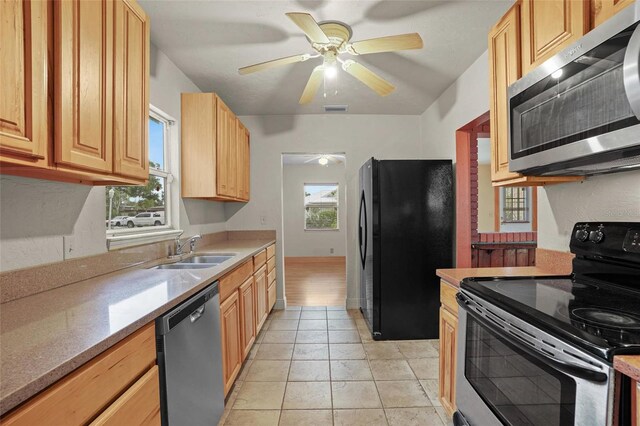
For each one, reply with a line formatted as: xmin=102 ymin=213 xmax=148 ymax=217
xmin=149 ymin=254 xmax=235 ymax=270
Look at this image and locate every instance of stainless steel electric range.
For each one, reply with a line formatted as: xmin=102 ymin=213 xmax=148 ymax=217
xmin=454 ymin=222 xmax=640 ymax=426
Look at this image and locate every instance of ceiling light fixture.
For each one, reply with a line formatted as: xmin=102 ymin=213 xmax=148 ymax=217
xmin=318 ymin=156 xmax=329 ymax=165
xmin=324 ymin=63 xmax=338 ymax=79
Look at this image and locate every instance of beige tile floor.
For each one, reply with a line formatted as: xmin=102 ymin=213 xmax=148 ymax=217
xmin=219 ymin=306 xmax=453 ymax=426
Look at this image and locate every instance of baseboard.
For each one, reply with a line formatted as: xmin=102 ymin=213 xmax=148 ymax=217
xmin=274 ymin=298 xmax=286 ymax=310
xmin=285 ymin=256 xmax=346 ymax=264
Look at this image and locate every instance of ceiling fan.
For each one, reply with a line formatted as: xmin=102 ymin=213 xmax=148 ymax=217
xmin=304 ymin=154 xmax=343 ymax=166
xmin=238 ymin=12 xmax=424 ymax=104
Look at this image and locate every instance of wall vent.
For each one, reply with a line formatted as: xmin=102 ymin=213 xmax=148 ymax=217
xmin=324 ymin=105 xmax=348 ymax=112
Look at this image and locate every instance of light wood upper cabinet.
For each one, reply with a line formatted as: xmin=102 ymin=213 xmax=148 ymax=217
xmin=181 ymin=93 xmax=250 ymax=201
xmin=520 ymin=0 xmax=590 ymax=75
xmin=592 ymin=0 xmax=635 ymax=27
xmin=236 ymin=120 xmax=250 ymax=201
xmin=1 ymin=0 xmax=149 ymax=185
xmin=0 ymin=0 xmax=49 ymax=165
xmin=220 ymin=291 xmax=242 ymax=396
xmin=489 ymin=4 xmax=522 ymax=183
xmin=54 ymin=0 xmax=114 ymax=173
xmin=113 ymin=0 xmax=150 ymax=180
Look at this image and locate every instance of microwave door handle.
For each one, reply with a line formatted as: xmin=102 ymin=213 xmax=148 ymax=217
xmin=457 ymin=293 xmax=608 ymax=383
xmin=623 ymin=23 xmax=640 ymax=119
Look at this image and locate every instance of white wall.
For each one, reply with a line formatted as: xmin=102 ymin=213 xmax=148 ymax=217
xmin=419 ymin=51 xmax=491 ymax=160
xmin=226 ymin=115 xmax=422 ymax=308
xmin=282 ymin=163 xmax=347 ymax=257
xmin=0 ymin=44 xmax=226 ymax=271
xmin=537 ymin=171 xmax=640 ymax=251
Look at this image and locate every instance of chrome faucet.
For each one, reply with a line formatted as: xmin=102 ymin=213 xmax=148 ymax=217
xmin=175 ymin=234 xmax=202 ymax=256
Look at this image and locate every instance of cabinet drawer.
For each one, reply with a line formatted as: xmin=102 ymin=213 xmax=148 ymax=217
xmin=253 ymin=250 xmax=266 ymax=271
xmin=266 ymin=244 xmax=275 ymax=260
xmin=268 ymin=282 xmax=276 ymax=311
xmin=268 ymin=268 xmax=276 ymax=286
xmin=267 ymin=256 xmax=275 ymax=273
xmin=219 ymin=260 xmax=253 ymax=302
xmin=440 ymin=280 xmax=458 ymax=315
xmin=90 ymin=366 xmax=160 ymax=426
xmin=2 ymin=323 xmax=156 ymax=425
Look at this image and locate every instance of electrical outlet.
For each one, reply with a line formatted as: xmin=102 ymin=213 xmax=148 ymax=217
xmin=330 ymin=248 xmax=334 ymax=254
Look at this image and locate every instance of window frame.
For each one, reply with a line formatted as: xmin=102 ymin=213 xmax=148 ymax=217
xmin=106 ymin=105 xmax=181 ymax=247
xmin=303 ymin=183 xmax=340 ymax=231
xmin=500 ymin=186 xmax=531 ymax=224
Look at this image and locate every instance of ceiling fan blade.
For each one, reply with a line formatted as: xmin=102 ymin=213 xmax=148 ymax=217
xmin=299 ymin=66 xmax=324 ymax=104
xmin=349 ymin=33 xmax=423 ymax=55
xmin=239 ymin=53 xmax=310 ymax=75
xmin=342 ymin=60 xmax=395 ymax=96
xmin=286 ymin=12 xmax=330 ymax=44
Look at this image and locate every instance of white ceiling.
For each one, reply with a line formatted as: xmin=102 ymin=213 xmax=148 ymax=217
xmin=282 ymin=153 xmax=346 ymax=165
xmin=140 ymin=0 xmax=512 ymax=115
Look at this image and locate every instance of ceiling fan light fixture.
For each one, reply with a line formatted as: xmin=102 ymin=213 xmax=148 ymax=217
xmin=318 ymin=156 xmax=329 ymax=165
xmin=324 ymin=63 xmax=338 ymax=79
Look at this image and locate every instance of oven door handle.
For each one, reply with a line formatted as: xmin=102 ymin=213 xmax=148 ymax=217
xmin=457 ymin=293 xmax=608 ymax=383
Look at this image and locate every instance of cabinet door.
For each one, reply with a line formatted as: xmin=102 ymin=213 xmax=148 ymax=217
xmin=521 ymin=0 xmax=589 ymax=75
xmin=236 ymin=120 xmax=250 ymax=201
xmin=254 ymin=266 xmax=268 ymax=333
xmin=489 ymin=4 xmax=522 ymax=182
xmin=55 ymin=0 xmax=114 ymax=173
xmin=0 ymin=0 xmax=48 ymax=163
xmin=216 ymin=97 xmax=237 ymax=198
xmin=439 ymin=307 xmax=457 ymax=417
xmin=113 ymin=0 xmax=149 ymax=180
xmin=220 ymin=291 xmax=242 ymax=396
xmin=239 ymin=277 xmax=256 ymax=360
xmin=592 ymin=0 xmax=635 ymax=27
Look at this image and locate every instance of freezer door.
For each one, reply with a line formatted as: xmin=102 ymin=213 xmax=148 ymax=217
xmin=359 ymin=158 xmax=375 ymax=333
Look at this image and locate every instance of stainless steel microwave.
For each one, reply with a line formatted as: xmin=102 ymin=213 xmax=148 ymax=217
xmin=508 ymin=3 xmax=640 ymax=176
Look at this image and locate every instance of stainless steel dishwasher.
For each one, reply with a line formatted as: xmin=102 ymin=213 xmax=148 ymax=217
xmin=156 ymin=282 xmax=224 ymax=426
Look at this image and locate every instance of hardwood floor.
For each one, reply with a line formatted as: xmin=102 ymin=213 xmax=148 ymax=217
xmin=284 ymin=257 xmax=346 ymax=306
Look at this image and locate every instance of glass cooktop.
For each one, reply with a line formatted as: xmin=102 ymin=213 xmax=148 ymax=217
xmin=461 ymin=276 xmax=640 ymax=356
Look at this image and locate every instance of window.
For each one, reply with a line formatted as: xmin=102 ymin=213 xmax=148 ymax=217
xmin=501 ymin=187 xmax=530 ymax=223
xmin=106 ymin=108 xmax=174 ymax=238
xmin=304 ymin=184 xmax=339 ymax=230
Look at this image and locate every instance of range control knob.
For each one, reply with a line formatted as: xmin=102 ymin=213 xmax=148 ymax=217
xmin=575 ymin=228 xmax=589 ymax=242
xmin=589 ymin=229 xmax=605 ymax=244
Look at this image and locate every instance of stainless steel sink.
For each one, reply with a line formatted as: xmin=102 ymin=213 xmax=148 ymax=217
xmin=180 ymin=255 xmax=234 ymax=264
xmin=150 ymin=263 xmax=215 ymax=270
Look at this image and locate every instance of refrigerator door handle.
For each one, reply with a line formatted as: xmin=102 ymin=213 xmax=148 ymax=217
xmin=359 ymin=190 xmax=367 ymax=269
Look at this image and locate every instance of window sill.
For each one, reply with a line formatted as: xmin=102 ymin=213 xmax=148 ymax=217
xmin=304 ymin=228 xmax=340 ymax=232
xmin=107 ymin=228 xmax=183 ymax=250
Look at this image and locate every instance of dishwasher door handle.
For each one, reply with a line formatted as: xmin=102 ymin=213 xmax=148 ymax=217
xmin=190 ymin=305 xmax=205 ymax=323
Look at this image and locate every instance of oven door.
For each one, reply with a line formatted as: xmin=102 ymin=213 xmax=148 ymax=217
xmin=508 ymin=3 xmax=640 ymax=175
xmin=455 ymin=292 xmax=614 ymax=426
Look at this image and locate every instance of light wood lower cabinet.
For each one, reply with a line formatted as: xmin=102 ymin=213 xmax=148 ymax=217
xmin=239 ymin=276 xmax=256 ymax=359
xmin=90 ymin=366 xmax=160 ymax=426
xmin=439 ymin=280 xmax=458 ymax=418
xmin=220 ymin=291 xmax=242 ymax=396
xmin=2 ymin=323 xmax=157 ymax=425
xmin=254 ymin=265 xmax=268 ymax=333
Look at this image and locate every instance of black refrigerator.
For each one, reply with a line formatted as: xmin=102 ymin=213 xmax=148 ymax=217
xmin=359 ymin=158 xmax=453 ymax=340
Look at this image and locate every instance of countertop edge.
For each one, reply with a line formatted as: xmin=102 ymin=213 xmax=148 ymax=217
xmin=0 ymin=239 xmax=275 ymax=416
xmin=614 ymin=355 xmax=640 ymax=382
xmin=436 ymin=266 xmax=561 ymax=288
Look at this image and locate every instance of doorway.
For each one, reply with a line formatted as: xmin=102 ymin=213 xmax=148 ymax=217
xmin=455 ymin=114 xmax=538 ymax=268
xmin=281 ymin=153 xmax=347 ymax=306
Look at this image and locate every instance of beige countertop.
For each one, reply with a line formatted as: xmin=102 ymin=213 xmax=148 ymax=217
xmin=614 ymin=355 xmax=640 ymax=382
xmin=0 ymin=238 xmax=274 ymax=416
xmin=436 ymin=266 xmax=563 ymax=287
